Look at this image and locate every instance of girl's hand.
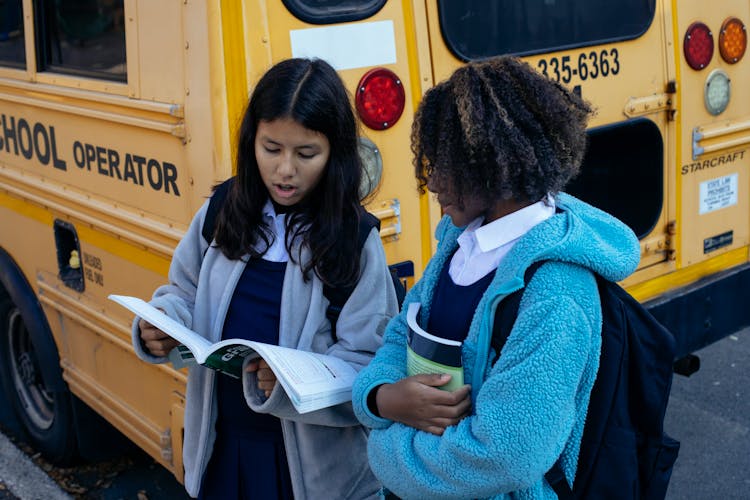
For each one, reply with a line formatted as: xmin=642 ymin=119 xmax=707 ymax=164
xmin=245 ymin=358 xmax=277 ymax=398
xmin=138 ymin=318 xmax=180 ymax=357
xmin=375 ymin=374 xmax=471 ymax=435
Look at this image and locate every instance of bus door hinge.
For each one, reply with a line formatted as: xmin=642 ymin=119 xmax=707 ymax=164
xmin=667 ymin=220 xmax=677 ymax=261
xmin=624 ymin=80 xmax=677 ymax=120
xmin=624 ymin=92 xmax=675 ymax=120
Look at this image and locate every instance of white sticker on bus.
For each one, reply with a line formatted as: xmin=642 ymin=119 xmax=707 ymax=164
xmin=699 ymin=173 xmax=738 ymax=214
xmin=290 ymin=20 xmax=397 ymax=71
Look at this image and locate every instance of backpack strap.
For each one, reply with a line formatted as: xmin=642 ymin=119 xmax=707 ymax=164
xmin=324 ymin=210 xmax=381 ymax=342
xmin=489 ymin=260 xmax=572 ymax=498
xmin=489 ymin=260 xmax=545 ymax=361
xmin=202 ymin=177 xmax=235 ymax=245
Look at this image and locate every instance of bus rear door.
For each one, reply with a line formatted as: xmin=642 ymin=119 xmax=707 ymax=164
xmin=426 ymin=0 xmax=674 ymax=272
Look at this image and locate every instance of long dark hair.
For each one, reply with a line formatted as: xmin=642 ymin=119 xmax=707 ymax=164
xmin=213 ymin=58 xmax=364 ymax=287
xmin=412 ymin=56 xmax=592 ymax=207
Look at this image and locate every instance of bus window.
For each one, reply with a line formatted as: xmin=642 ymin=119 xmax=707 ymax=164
xmin=35 ymin=0 xmax=126 ymax=81
xmin=282 ymin=0 xmax=386 ymax=24
xmin=0 ymin=0 xmax=25 ymax=68
xmin=438 ymin=0 xmax=656 ymax=60
xmin=567 ymin=118 xmax=663 ymax=240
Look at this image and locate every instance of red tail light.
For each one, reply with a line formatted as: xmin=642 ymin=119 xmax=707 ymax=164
xmin=355 ymin=68 xmax=405 ymax=130
xmin=684 ymin=22 xmax=714 ymax=70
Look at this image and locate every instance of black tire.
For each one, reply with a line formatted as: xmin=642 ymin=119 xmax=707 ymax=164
xmin=0 ymin=298 xmax=25 ymax=438
xmin=0 ymin=297 xmax=78 ymax=464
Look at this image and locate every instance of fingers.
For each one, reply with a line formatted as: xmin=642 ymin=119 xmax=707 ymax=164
xmin=138 ymin=319 xmax=179 ymax=357
xmin=375 ymin=378 xmax=472 ymax=432
xmin=412 ymin=373 xmax=454 ymax=388
xmin=250 ymin=358 xmax=277 ymax=397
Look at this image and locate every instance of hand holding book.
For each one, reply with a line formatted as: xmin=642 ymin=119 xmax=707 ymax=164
xmin=138 ymin=316 xmax=180 ymax=357
xmin=367 ymin=302 xmax=471 ymax=435
xmin=406 ymin=302 xmax=464 ymax=391
xmin=110 ymin=294 xmax=358 ymax=414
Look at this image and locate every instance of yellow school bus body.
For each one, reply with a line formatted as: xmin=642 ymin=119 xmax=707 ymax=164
xmin=0 ymin=0 xmax=748 ymax=483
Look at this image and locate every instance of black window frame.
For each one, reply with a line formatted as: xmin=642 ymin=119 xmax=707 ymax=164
xmin=34 ymin=0 xmax=127 ymax=83
xmin=282 ymin=0 xmax=387 ymax=25
xmin=567 ymin=118 xmax=664 ymax=240
xmin=0 ymin=0 xmax=27 ymax=69
xmin=437 ymin=0 xmax=656 ymax=61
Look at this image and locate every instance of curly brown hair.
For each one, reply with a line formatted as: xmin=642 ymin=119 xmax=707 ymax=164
xmin=413 ymin=56 xmax=593 ymax=207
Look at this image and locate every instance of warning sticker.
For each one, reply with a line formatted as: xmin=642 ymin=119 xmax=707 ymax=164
xmin=699 ymin=173 xmax=738 ymax=214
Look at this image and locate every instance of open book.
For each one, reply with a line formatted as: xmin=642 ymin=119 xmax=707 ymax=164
xmin=109 ymin=294 xmax=358 ymax=414
xmin=406 ymin=302 xmax=464 ymax=391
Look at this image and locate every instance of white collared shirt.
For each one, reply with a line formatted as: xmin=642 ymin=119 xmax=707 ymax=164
xmin=260 ymin=199 xmax=290 ymax=262
xmin=448 ymin=197 xmax=556 ymax=285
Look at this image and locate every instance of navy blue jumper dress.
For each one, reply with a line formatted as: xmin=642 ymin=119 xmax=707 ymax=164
xmin=427 ymin=255 xmax=496 ymax=343
xmin=199 ymin=257 xmax=294 ymax=500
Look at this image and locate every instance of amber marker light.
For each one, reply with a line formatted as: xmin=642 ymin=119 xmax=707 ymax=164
xmin=684 ymin=22 xmax=714 ymax=70
xmin=719 ymin=17 xmax=747 ymax=63
xmin=355 ymin=68 xmax=406 ymax=131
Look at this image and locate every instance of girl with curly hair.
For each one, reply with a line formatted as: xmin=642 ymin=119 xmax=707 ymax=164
xmin=133 ymin=58 xmax=398 ymax=499
xmin=353 ymin=56 xmax=640 ymax=499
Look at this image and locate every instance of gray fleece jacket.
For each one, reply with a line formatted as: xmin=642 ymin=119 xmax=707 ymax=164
xmin=131 ymin=199 xmax=398 ymax=498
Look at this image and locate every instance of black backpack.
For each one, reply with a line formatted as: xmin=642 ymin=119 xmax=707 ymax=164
xmin=491 ymin=261 xmax=680 ymax=499
xmin=201 ymin=178 xmax=406 ymax=341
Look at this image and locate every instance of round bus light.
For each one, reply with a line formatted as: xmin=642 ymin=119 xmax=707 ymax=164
xmin=704 ymin=69 xmax=731 ymax=115
xmin=684 ymin=22 xmax=714 ymax=70
xmin=355 ymin=68 xmax=405 ymax=130
xmin=357 ymin=136 xmax=383 ymax=198
xmin=719 ymin=17 xmax=747 ymax=63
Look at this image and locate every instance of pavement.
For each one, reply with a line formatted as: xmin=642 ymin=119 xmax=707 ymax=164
xmin=664 ymin=327 xmax=750 ymax=499
xmin=0 ymin=432 xmax=71 ymax=500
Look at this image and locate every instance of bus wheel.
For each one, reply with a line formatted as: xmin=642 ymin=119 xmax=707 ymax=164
xmin=0 ymin=299 xmax=77 ymax=464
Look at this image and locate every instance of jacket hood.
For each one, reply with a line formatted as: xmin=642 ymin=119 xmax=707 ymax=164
xmin=436 ymin=192 xmax=640 ymax=285
xmin=502 ymin=192 xmax=640 ymax=282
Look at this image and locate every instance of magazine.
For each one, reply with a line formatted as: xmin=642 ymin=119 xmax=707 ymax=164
xmin=109 ymin=294 xmax=358 ymax=414
xmin=406 ymin=302 xmax=464 ymax=391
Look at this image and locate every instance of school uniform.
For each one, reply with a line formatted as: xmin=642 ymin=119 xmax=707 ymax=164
xmin=353 ymin=193 xmax=641 ymax=500
xmin=133 ymin=198 xmax=398 ymax=499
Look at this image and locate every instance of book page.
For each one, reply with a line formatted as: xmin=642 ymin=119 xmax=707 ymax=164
xmin=110 ymin=294 xmax=358 ymax=413
xmin=249 ymin=343 xmax=358 ymax=410
xmin=109 ymin=294 xmax=212 ymax=359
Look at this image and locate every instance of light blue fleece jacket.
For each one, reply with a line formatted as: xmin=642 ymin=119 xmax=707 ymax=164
xmin=131 ymin=198 xmax=398 ymax=499
xmin=352 ymin=193 xmax=641 ymax=500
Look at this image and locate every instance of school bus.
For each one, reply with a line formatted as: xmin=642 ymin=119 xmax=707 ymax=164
xmin=0 ymin=0 xmax=748 ymax=483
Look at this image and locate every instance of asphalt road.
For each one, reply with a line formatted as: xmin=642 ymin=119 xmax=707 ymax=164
xmin=664 ymin=326 xmax=750 ymax=499
xmin=1 ymin=328 xmax=749 ymax=499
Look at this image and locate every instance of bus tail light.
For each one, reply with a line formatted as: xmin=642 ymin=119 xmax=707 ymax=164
xmin=719 ymin=17 xmax=747 ymax=64
xmin=355 ymin=68 xmax=405 ymax=130
xmin=684 ymin=22 xmax=714 ymax=70
xmin=704 ymin=69 xmax=731 ymax=115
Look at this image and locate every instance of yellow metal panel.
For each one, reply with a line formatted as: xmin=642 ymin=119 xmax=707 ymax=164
xmin=252 ymin=0 xmax=429 ymax=274
xmin=675 ymin=0 xmax=750 ymax=267
xmin=220 ymin=0 xmax=248 ymax=169
xmin=134 ymin=1 xmax=185 ymax=103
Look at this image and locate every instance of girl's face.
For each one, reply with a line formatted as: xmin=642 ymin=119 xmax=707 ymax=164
xmin=427 ymin=170 xmax=523 ymax=227
xmin=426 ymin=171 xmax=490 ymax=227
xmin=255 ymin=118 xmax=331 ymax=206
